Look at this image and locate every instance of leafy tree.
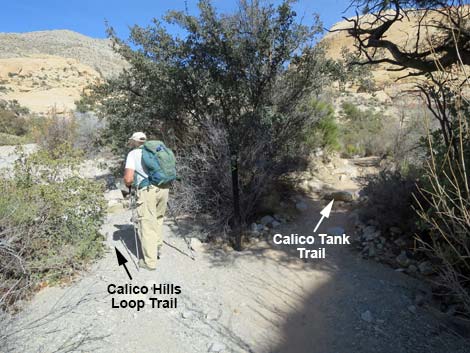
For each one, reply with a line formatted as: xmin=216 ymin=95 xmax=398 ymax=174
xmin=85 ymin=0 xmax=331 ymax=249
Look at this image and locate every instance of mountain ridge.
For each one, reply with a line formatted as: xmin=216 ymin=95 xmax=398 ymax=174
xmin=0 ymin=29 xmax=127 ymax=113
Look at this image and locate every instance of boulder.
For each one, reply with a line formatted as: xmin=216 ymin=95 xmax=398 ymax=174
xmin=250 ymin=223 xmax=258 ymax=232
xmin=260 ymin=215 xmax=275 ymax=226
xmin=325 ymin=191 xmax=355 ymax=202
xmin=327 ymin=227 xmax=345 ymax=236
xmin=418 ymin=261 xmax=434 ymax=276
xmin=360 ymin=310 xmax=373 ymax=323
xmin=396 ymin=251 xmax=410 ymax=268
xmin=273 ymin=214 xmax=287 ymax=223
xmin=191 ymin=238 xmax=204 ymax=251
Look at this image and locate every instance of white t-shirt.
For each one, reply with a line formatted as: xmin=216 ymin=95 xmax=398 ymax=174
xmin=125 ymin=148 xmax=148 ymax=186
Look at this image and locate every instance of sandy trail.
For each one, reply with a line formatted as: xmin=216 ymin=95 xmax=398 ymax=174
xmin=3 ymin=188 xmax=469 ymax=353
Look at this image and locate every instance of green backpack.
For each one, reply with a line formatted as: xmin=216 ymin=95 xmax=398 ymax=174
xmin=134 ymin=140 xmax=177 ymax=188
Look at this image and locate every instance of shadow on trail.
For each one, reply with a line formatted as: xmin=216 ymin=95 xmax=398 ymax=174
xmin=113 ymin=224 xmax=142 ymax=260
xmin=197 ymin=196 xmax=468 ymax=352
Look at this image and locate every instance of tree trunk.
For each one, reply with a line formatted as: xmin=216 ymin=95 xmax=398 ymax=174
xmin=230 ymin=153 xmax=243 ymax=251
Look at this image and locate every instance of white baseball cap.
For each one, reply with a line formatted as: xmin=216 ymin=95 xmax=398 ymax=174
xmin=128 ymin=132 xmax=147 ymax=142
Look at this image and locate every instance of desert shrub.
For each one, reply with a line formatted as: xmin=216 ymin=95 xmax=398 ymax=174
xmin=170 ymin=122 xmax=232 ymax=236
xmin=29 ymin=111 xmax=106 ymax=156
xmin=0 ymin=144 xmax=106 ymax=311
xmin=29 ymin=110 xmax=77 ymax=152
xmin=303 ymin=100 xmax=340 ymax=152
xmin=0 ymin=100 xmax=31 ymax=136
xmin=360 ymin=170 xmax=421 ymax=235
xmin=339 ymin=101 xmax=384 ymax=157
xmin=414 ymin=88 xmax=470 ymax=315
xmin=73 ymin=112 xmax=107 ymax=156
xmin=0 ymin=133 xmax=29 ymax=146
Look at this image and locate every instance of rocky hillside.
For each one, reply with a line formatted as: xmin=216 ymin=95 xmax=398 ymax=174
xmin=0 ymin=30 xmax=127 ymax=113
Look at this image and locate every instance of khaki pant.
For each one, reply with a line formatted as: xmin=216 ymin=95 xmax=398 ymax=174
xmin=136 ymin=185 xmax=169 ymax=268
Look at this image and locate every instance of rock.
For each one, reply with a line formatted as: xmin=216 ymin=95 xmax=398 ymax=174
xmin=418 ymin=261 xmax=434 ymax=275
xmin=394 ymin=237 xmax=407 ymax=247
xmin=407 ymin=305 xmax=417 ymax=314
xmin=208 ymin=342 xmax=226 ymax=353
xmin=181 ymin=311 xmax=193 ymax=319
xmin=325 ymin=190 xmax=355 ymax=202
xmin=363 ymin=226 xmax=380 ymax=241
xmin=260 ymin=215 xmax=274 ymax=226
xmin=295 ymin=201 xmax=308 ymax=211
xmin=407 ymin=264 xmax=418 ymax=273
xmin=191 ymin=238 xmax=204 ymax=251
xmin=396 ymin=251 xmax=410 ymax=268
xmin=313 ymin=148 xmax=323 ymax=157
xmin=273 ymin=214 xmax=287 ymax=223
xmin=327 ymin=227 xmax=345 ymax=237
xmin=361 ymin=310 xmax=373 ymax=323
xmin=271 ymin=220 xmax=281 ymax=228
xmin=250 ymin=223 xmax=258 ymax=232
xmin=205 ymin=312 xmax=218 ymax=321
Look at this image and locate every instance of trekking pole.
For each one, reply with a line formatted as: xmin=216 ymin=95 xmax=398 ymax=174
xmin=129 ymin=187 xmax=140 ymax=271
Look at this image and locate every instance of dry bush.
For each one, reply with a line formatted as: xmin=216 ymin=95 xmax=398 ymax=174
xmin=73 ymin=111 xmax=107 ymax=157
xmin=415 ymin=111 xmax=470 ymax=316
xmin=170 ymin=121 xmax=232 ymax=238
xmin=30 ymin=109 xmax=77 ymax=152
xmin=169 ymin=118 xmax=295 ymax=240
xmin=413 ymin=23 xmax=470 ymax=315
xmin=360 ymin=170 xmax=421 ymax=235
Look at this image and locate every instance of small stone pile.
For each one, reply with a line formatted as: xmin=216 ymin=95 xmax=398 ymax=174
xmin=354 ymin=219 xmax=434 ymax=277
xmin=249 ymin=213 xmax=291 ymax=237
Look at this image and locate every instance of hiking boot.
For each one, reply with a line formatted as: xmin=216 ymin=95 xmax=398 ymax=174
xmin=138 ymin=259 xmax=156 ymax=271
xmin=157 ymin=245 xmax=162 ymax=260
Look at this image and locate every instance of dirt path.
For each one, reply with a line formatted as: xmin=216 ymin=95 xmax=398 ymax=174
xmin=3 ymin=175 xmax=469 ymax=352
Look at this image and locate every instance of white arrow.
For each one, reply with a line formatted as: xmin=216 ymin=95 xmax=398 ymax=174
xmin=313 ymin=200 xmax=334 ymax=233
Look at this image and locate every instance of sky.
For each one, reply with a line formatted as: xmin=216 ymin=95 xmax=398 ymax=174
xmin=0 ymin=0 xmax=355 ymax=39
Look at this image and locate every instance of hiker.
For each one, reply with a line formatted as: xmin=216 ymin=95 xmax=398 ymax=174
xmin=123 ymin=132 xmax=176 ymax=271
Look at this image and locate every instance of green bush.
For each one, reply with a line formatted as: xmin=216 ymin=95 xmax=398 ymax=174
xmin=303 ymin=100 xmax=340 ymax=151
xmin=339 ymin=101 xmax=384 ymax=157
xmin=0 ymin=132 xmax=29 ymax=146
xmin=0 ymin=109 xmax=28 ymax=137
xmin=0 ymin=144 xmax=106 ymax=311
